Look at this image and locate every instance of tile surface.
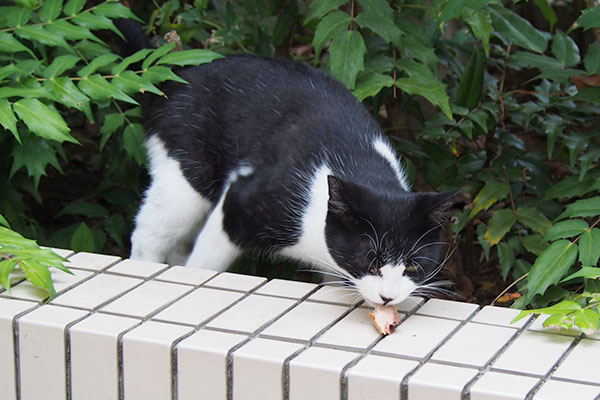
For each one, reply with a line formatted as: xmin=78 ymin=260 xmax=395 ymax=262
xmin=347 ymin=355 xmax=419 ymax=400
xmin=1 ymin=268 xmax=93 ymax=302
xmin=307 ymin=285 xmax=362 ymax=306
xmin=553 ymin=338 xmax=600 ymax=384
xmin=408 ymin=363 xmax=479 ymax=400
xmin=106 ymin=258 xmax=169 ymax=278
xmin=470 ymin=371 xmax=539 ymax=400
xmin=471 ymin=305 xmax=531 ymax=328
xmin=204 ymin=272 xmax=267 ymax=292
xmin=155 ymin=265 xmax=218 ymax=286
xmin=65 ymin=252 xmax=121 ymax=271
xmin=316 ymin=307 xmax=387 ymax=350
xmin=255 ymin=278 xmax=318 ymax=299
xmin=533 ymin=379 xmax=600 ymax=399
xmin=51 ymin=273 xmax=142 ymax=309
xmin=416 ymin=298 xmax=480 ymax=320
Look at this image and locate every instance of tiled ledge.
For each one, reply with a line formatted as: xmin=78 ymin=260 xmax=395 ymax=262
xmin=1 ymin=250 xmax=599 ymax=400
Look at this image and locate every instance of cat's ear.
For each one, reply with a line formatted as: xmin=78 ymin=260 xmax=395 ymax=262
xmin=426 ymin=190 xmax=459 ymax=224
xmin=327 ymin=175 xmax=359 ymax=219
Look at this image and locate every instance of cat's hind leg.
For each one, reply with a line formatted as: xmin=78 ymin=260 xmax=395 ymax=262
xmin=130 ymin=136 xmax=212 ymax=265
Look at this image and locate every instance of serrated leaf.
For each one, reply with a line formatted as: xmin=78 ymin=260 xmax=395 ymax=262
xmin=579 ymin=228 xmax=600 ymax=267
xmin=464 ymin=9 xmax=492 ymax=57
xmin=513 ymin=300 xmax=582 ymax=323
xmin=100 ymin=112 xmax=125 ymax=150
xmin=439 ymin=0 xmax=472 ymax=23
xmin=0 ymin=259 xmax=18 ymax=292
xmin=545 ymin=170 xmax=600 ymax=199
xmin=13 ymin=98 xmax=76 ymax=144
xmin=15 ymin=25 xmax=72 ymax=52
xmin=508 ymin=52 xmax=575 ymax=83
xmin=305 ymin=0 xmax=349 ymax=23
xmin=544 ymin=219 xmax=588 ymax=241
xmin=141 ymin=43 xmax=177 ymax=70
xmin=491 ymin=6 xmax=547 ymax=53
xmin=542 ymin=313 xmax=574 ymax=330
xmin=456 ymin=48 xmax=484 ymax=110
xmin=556 ymin=197 xmax=600 ymax=221
xmin=355 ymin=0 xmax=402 ymax=45
xmin=0 ymin=214 xmax=10 ymax=228
xmin=78 ymin=53 xmax=120 ymax=77
xmin=112 ymin=48 xmax=153 ymax=75
xmin=44 ymin=77 xmax=92 ymax=121
xmin=573 ymin=309 xmax=599 ymax=335
xmin=516 ymin=206 xmax=553 ymax=235
xmin=0 ymin=32 xmax=34 ymax=57
xmin=328 ymin=30 xmax=366 ymax=90
xmin=584 ymin=43 xmax=600 ymax=74
xmin=485 ymin=209 xmax=516 ymax=246
xmin=561 ymin=266 xmax=600 ymax=283
xmin=70 ymin=222 xmax=95 ymax=253
xmin=40 ymin=0 xmax=63 ymax=22
xmin=498 ymin=241 xmax=515 ymax=281
xmin=20 ymin=258 xmax=56 ymax=298
xmin=0 ymin=86 xmax=51 ymax=100
xmin=63 ymin=0 xmax=86 ymax=16
xmin=523 ymin=240 xmax=578 ymax=305
xmin=551 ymin=30 xmax=580 ymax=67
xmin=78 ymin=74 xmax=137 ymax=104
xmin=142 ymin=65 xmax=187 ymax=84
xmin=46 ymin=19 xmax=98 ymax=42
xmin=352 ymin=73 xmax=394 ymax=101
xmin=469 ymin=180 xmax=510 ymax=217
xmin=14 ymin=0 xmax=37 ymax=9
xmin=123 ymin=123 xmax=145 ymax=165
xmin=10 ymin=132 xmax=64 ymax=187
xmin=56 ymin=202 xmax=109 ymax=219
xmin=0 ymin=99 xmax=20 ymax=143
xmin=534 ymin=0 xmax=557 ymax=31
xmin=572 ymin=6 xmax=600 ymax=31
xmin=156 ymin=49 xmax=223 ymax=67
xmin=111 ymin=70 xmax=163 ymax=96
xmin=42 ymin=55 xmax=81 ymax=78
xmin=92 ymin=1 xmax=138 ymax=20
xmin=312 ymin=11 xmax=351 ymax=59
xmin=5 ymin=7 xmax=32 ymax=27
xmin=72 ymin=11 xmax=121 ymax=38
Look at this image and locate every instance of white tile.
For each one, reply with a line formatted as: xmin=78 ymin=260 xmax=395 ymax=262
xmin=233 ymin=338 xmax=304 ymax=400
xmin=65 ymin=252 xmax=121 ymax=271
xmin=205 ymin=272 xmax=267 ymax=292
xmin=18 ymin=305 xmax=89 ymax=400
xmin=372 ymin=314 xmax=460 ymax=359
xmin=51 ymin=273 xmax=142 ymax=309
xmin=492 ymin=331 xmax=575 ymax=376
xmin=255 ymin=278 xmax=318 ymax=299
xmin=153 ymin=287 xmax=244 ymax=326
xmin=432 ymin=322 xmax=516 ymax=368
xmin=396 ymin=296 xmax=425 ymax=313
xmin=408 ymin=363 xmax=478 ymax=400
xmin=347 ymin=355 xmax=419 ymax=400
xmin=553 ymin=338 xmax=600 ymax=384
xmin=122 ymin=321 xmax=193 ymax=400
xmin=0 ymin=298 xmax=37 ymax=400
xmin=177 ymin=329 xmax=248 ymax=400
xmin=528 ymin=315 xmax=582 ymax=337
xmin=470 ymin=371 xmax=539 ymax=400
xmin=307 ymin=285 xmax=362 ymax=306
xmin=70 ymin=313 xmax=140 ymax=400
xmin=207 ymin=294 xmax=295 ymax=334
xmin=289 ymin=346 xmax=359 ymax=400
xmin=155 ymin=265 xmax=218 ymax=286
xmin=106 ymin=258 xmax=169 ymax=278
xmin=317 ymin=307 xmax=388 ymax=350
xmin=261 ymin=301 xmax=349 ymax=342
xmin=416 ymin=298 xmax=479 ymax=320
xmin=101 ymin=280 xmax=192 ymax=318
xmin=1 ymin=268 xmax=93 ymax=302
xmin=472 ymin=305 xmax=531 ymax=328
xmin=533 ymin=379 xmax=600 ymax=400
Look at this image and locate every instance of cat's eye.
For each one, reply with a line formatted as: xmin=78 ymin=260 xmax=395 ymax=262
xmin=404 ymin=265 xmax=419 ymax=274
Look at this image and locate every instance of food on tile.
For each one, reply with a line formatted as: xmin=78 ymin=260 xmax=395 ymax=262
xmin=369 ymin=305 xmax=401 ymax=335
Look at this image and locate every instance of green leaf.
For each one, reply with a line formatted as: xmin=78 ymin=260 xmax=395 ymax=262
xmin=111 ymin=48 xmax=153 ymax=75
xmin=516 ymin=206 xmax=553 ymax=235
xmin=78 ymin=74 xmax=137 ymax=104
xmin=544 ymin=219 xmax=588 ymax=241
xmin=491 ymin=6 xmax=547 ymax=53
xmin=328 ymin=30 xmax=366 ymax=90
xmin=42 ymin=55 xmax=81 ymax=78
xmin=584 ymin=43 xmax=600 ymax=74
xmin=5 ymin=7 xmax=32 ymax=27
xmin=545 ymin=170 xmax=600 ymax=199
xmin=71 ymin=11 xmax=120 ymax=37
xmin=0 ymin=259 xmax=18 ymax=292
xmin=523 ymin=240 xmax=579 ymax=305
xmin=0 ymin=86 xmax=51 ymax=100
xmin=534 ymin=0 xmax=557 ymax=31
xmin=0 ymin=214 xmax=10 ymax=228
xmin=13 ymin=98 xmax=76 ymax=144
xmin=156 ymin=49 xmax=223 ymax=67
xmin=355 ymin=0 xmax=402 ymax=45
xmin=92 ymin=1 xmax=138 ymax=20
xmin=0 ymin=32 xmax=34 ymax=57
xmin=498 ymin=241 xmax=515 ymax=281
xmin=551 ymin=30 xmax=580 ymax=67
xmin=123 ymin=123 xmax=145 ymax=165
xmin=20 ymin=258 xmax=56 ymax=298
xmin=56 ymin=202 xmax=109 ymax=219
xmin=15 ymin=25 xmax=71 ymax=52
xmin=352 ymin=73 xmax=394 ymax=101
xmin=522 ymin=234 xmax=548 ymax=256
xmin=464 ymin=9 xmax=492 ymax=57
xmin=63 ymin=0 xmax=86 ymax=16
xmin=439 ymin=0 xmax=472 ymax=23
xmin=70 ymin=222 xmax=95 ymax=253
xmin=142 ymin=66 xmax=187 ymax=85
xmin=469 ymin=180 xmax=510 ymax=218
xmin=561 ymin=266 xmax=600 ymax=283
xmin=39 ymin=0 xmax=63 ymax=22
xmin=0 ymin=99 xmax=20 ymax=143
xmin=508 ymin=52 xmax=576 ymax=83
xmin=100 ymin=112 xmax=125 ymax=150
xmin=44 ymin=77 xmax=93 ymax=121
xmin=572 ymin=6 xmax=600 ymax=31
xmin=556 ymin=197 xmax=600 ymax=221
xmin=305 ymin=0 xmax=349 ymax=23
xmin=14 ymin=0 xmax=38 ymax=9
xmin=396 ymin=60 xmax=452 ymax=120
xmin=573 ymin=87 xmax=600 ymax=105
xmin=579 ymin=228 xmax=600 ymax=267
xmin=141 ymin=43 xmax=177 ymax=70
xmin=10 ymin=133 xmax=64 ymax=187
xmin=78 ymin=53 xmax=121 ymax=77
xmin=513 ymin=300 xmax=581 ymax=323
xmin=484 ymin=209 xmax=516 ymax=246
xmin=103 ymin=214 xmax=125 ymax=248
xmin=46 ymin=19 xmax=98 ymax=42
xmin=312 ymin=11 xmax=351 ymax=59
xmin=111 ymin=70 xmax=163 ymax=96
xmin=573 ymin=309 xmax=599 ymax=335
xmin=456 ymin=48 xmax=484 ymax=110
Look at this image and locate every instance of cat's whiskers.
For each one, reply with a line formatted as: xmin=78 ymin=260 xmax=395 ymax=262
xmin=406 ymin=224 xmax=442 ymax=257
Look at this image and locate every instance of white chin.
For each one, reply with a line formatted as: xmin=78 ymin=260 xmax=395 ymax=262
xmin=355 ymin=264 xmax=418 ymax=306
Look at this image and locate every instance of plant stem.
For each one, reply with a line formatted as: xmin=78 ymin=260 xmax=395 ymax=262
xmin=491 ymin=272 xmax=529 ymax=306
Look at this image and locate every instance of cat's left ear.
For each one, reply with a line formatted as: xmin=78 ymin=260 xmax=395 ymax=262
xmin=426 ymin=190 xmax=459 ymax=224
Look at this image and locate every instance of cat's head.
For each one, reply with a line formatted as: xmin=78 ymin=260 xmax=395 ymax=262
xmin=324 ymin=175 xmax=456 ymax=306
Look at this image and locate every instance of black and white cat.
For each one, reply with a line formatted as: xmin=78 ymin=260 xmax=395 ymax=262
xmin=130 ymin=54 xmax=455 ymax=306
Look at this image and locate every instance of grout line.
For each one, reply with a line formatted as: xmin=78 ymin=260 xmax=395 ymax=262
xmin=399 ymin=305 xmax=481 ymax=400
xmin=64 ymin=313 xmax=92 ymax=400
xmin=547 ymin=376 xmax=600 ymax=387
xmin=460 ymin=314 xmax=537 ymax=400
xmin=524 ymin=334 xmax=584 ymax=400
xmin=12 ymin=306 xmax=43 ymax=400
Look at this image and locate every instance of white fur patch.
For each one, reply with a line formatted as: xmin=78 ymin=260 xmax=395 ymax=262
xmin=373 ymin=138 xmax=411 ymax=191
xmin=355 ymin=263 xmax=417 ymax=306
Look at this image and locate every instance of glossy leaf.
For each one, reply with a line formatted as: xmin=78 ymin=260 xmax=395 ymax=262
xmin=123 ymin=123 xmax=145 ymax=165
xmin=156 ymin=49 xmax=223 ymax=67
xmin=544 ymin=219 xmax=588 ymax=241
xmin=513 ymin=300 xmax=581 ymax=322
xmin=93 ymin=1 xmax=138 ymax=20
xmin=456 ymin=48 xmax=484 ymax=110
xmin=72 ymin=11 xmax=121 ymax=37
xmin=551 ymin=30 xmax=580 ymax=67
xmin=100 ymin=113 xmax=125 ymax=150
xmin=305 ymin=0 xmax=348 ymax=22
xmin=523 ymin=240 xmax=578 ymax=305
xmin=0 ymin=32 xmax=34 ymax=57
xmin=561 ymin=266 xmax=600 ymax=283
xmin=63 ymin=0 xmax=86 ymax=16
xmin=328 ymin=30 xmax=366 ymax=90
xmin=13 ymin=98 xmax=76 ymax=144
xmin=141 ymin=43 xmax=177 ymax=70
xmin=491 ymin=6 xmax=547 ymax=53
xmin=77 ymin=53 xmax=120 ymax=77
xmin=485 ymin=209 xmax=516 ymax=246
xmin=42 ymin=55 xmax=81 ymax=78
xmin=0 ymin=99 xmax=20 ymax=143
xmin=0 ymin=259 xmax=17 ymax=292
xmin=46 ymin=19 xmax=98 ymax=42
xmin=556 ymin=197 xmax=600 ymax=220
xmin=56 ymin=202 xmax=109 ymax=219
xmin=498 ymin=242 xmax=515 ymax=281
xmin=44 ymin=77 xmax=93 ymax=121
xmin=10 ymin=133 xmax=64 ymax=187
xmin=573 ymin=309 xmax=599 ymax=335
xmin=70 ymin=222 xmax=95 ymax=253
xmin=439 ymin=0 xmax=472 ymax=23
xmin=534 ymin=0 xmax=557 ymax=31
xmin=312 ymin=11 xmax=351 ymax=59
xmin=584 ymin=43 xmax=600 ymax=74
xmin=579 ymin=228 xmax=600 ymax=267
xmin=142 ymin=65 xmax=187 ymax=85
xmin=15 ymin=24 xmax=72 ymax=52
xmin=111 ymin=71 xmax=163 ymax=96
xmin=470 ymin=180 xmax=510 ymax=218
xmin=355 ymin=0 xmax=402 ymax=45
xmin=545 ymin=170 xmax=600 ymax=199
xmin=353 ymin=73 xmax=394 ymax=101
xmin=464 ymin=9 xmax=492 ymax=57
xmin=573 ymin=6 xmax=600 ymax=31
xmin=516 ymin=206 xmax=552 ymax=235
xmin=40 ymin=0 xmax=63 ymax=22
xmin=78 ymin=74 xmax=137 ymax=104
xmin=111 ymin=48 xmax=153 ymax=75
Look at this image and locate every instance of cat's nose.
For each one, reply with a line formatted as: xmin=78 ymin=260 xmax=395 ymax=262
xmin=380 ymin=295 xmax=393 ymax=305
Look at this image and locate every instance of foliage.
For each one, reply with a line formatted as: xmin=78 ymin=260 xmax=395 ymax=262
xmin=1 ymin=0 xmax=600 ymax=332
xmin=0 ymin=214 xmax=71 ymax=299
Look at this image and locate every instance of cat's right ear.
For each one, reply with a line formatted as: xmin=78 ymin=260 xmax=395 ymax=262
xmin=327 ymin=175 xmax=355 ymax=217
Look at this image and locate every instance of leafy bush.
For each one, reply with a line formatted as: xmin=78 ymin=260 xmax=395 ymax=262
xmin=1 ymin=0 xmax=599 ymax=332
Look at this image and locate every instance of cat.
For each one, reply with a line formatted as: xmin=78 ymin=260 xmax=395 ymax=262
xmin=130 ymin=54 xmax=455 ymax=306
